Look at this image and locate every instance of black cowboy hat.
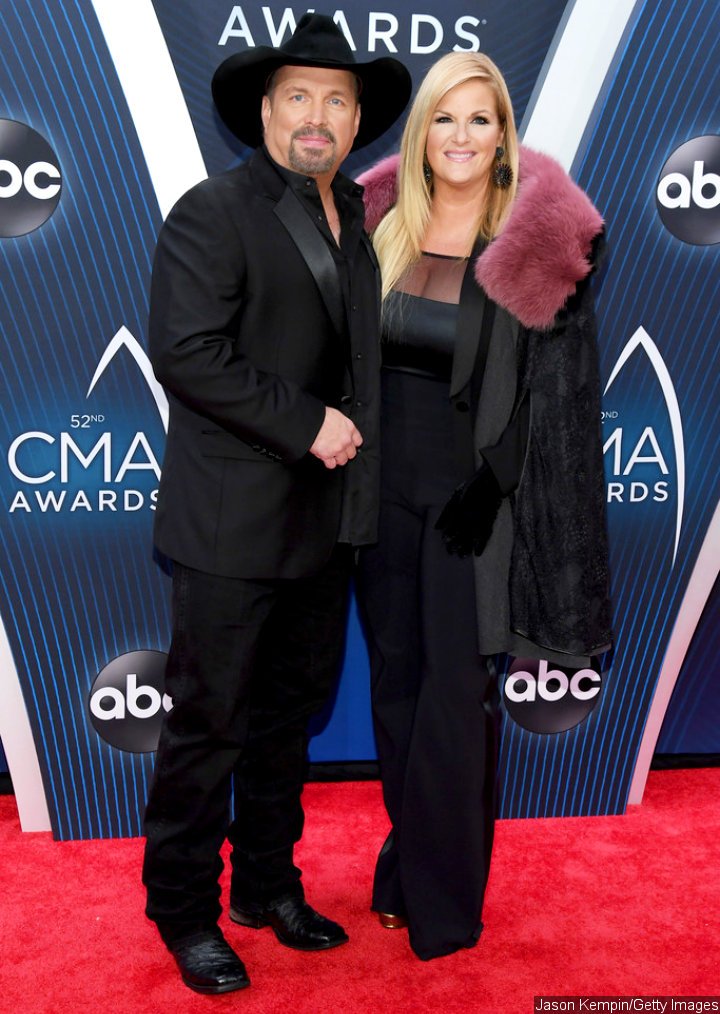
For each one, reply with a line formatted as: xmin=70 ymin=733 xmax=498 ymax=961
xmin=211 ymin=13 xmax=412 ymax=151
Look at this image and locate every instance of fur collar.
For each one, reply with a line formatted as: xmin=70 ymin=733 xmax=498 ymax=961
xmin=358 ymin=147 xmax=603 ymax=329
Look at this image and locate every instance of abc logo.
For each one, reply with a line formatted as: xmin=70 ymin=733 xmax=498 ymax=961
xmin=656 ymin=134 xmax=720 ymax=245
xmin=502 ymin=658 xmax=602 ymax=735
xmin=0 ymin=119 xmax=62 ymax=238
xmin=89 ymin=651 xmax=171 ymax=753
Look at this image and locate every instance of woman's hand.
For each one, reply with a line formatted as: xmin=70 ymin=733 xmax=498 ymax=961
xmin=434 ymin=459 xmax=503 ymax=557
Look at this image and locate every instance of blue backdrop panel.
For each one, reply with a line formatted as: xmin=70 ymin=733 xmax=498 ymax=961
xmin=154 ymin=0 xmax=566 ymax=178
xmin=563 ymin=0 xmax=720 ymax=804
xmin=496 ymin=0 xmax=720 ymax=818
xmin=1 ymin=0 xmax=166 ymax=838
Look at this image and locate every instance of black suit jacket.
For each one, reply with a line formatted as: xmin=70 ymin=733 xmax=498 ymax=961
xmin=149 ymin=148 xmax=381 ymax=578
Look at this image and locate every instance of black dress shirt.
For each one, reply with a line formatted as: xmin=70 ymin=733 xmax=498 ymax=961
xmin=265 ymin=149 xmax=381 ymax=547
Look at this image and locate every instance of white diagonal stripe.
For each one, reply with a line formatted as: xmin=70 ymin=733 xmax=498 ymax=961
xmin=91 ymin=0 xmax=207 ymax=218
xmin=0 ymin=616 xmax=51 ymax=831
xmin=628 ymin=499 xmax=720 ymax=803
xmin=521 ymin=0 xmax=642 ymax=169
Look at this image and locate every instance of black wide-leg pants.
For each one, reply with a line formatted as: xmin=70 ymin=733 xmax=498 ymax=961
xmin=356 ymin=369 xmax=500 ymax=961
xmin=142 ymin=546 xmax=351 ymax=943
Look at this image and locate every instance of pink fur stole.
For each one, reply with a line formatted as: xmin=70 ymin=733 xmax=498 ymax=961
xmin=358 ymin=147 xmax=604 ymax=330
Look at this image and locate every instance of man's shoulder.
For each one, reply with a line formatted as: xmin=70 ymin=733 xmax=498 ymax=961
xmin=170 ymin=161 xmax=255 ymax=213
xmin=158 ymin=161 xmax=280 ymax=247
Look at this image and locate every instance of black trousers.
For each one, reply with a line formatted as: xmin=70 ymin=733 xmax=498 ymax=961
xmin=142 ymin=545 xmax=351 ymax=943
xmin=356 ymin=369 xmax=500 ymax=961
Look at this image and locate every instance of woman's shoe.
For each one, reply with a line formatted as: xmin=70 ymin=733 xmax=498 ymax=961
xmin=377 ymin=912 xmax=408 ymax=929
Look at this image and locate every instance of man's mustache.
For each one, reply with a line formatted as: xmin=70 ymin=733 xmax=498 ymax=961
xmin=291 ymin=125 xmax=336 ymax=144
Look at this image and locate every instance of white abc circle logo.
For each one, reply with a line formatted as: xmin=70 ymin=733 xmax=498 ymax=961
xmin=656 ymin=135 xmax=720 ymax=245
xmin=503 ymin=658 xmax=602 ymax=734
xmin=89 ymin=650 xmax=171 ymax=753
xmin=0 ymin=119 xmax=62 ymax=238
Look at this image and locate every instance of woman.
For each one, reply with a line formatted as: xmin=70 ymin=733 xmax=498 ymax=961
xmin=355 ymin=52 xmax=612 ymax=961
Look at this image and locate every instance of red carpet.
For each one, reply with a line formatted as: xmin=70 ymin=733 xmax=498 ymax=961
xmin=1 ymin=770 xmax=719 ymax=1012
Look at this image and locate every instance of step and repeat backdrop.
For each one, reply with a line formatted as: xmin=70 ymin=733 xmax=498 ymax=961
xmin=1 ymin=0 xmax=718 ymax=838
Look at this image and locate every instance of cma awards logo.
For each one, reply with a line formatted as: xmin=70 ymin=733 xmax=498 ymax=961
xmin=7 ymin=326 xmax=168 ymax=515
xmin=656 ymin=135 xmax=720 ymax=246
xmin=503 ymin=659 xmax=602 ymax=734
xmin=89 ymin=650 xmax=170 ymax=753
xmin=0 ymin=119 xmax=62 ymax=238
xmin=602 ymin=326 xmax=684 ymax=566
xmin=218 ymin=6 xmax=486 ymax=53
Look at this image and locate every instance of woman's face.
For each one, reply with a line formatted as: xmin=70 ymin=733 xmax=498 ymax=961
xmin=424 ymin=78 xmax=504 ymax=194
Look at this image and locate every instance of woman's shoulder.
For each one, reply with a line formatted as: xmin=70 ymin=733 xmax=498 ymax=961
xmin=474 ymin=145 xmax=604 ymax=330
xmin=357 ymin=154 xmax=400 ymax=233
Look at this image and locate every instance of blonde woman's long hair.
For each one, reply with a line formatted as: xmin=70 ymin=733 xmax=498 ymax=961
xmin=373 ymin=51 xmax=519 ymax=300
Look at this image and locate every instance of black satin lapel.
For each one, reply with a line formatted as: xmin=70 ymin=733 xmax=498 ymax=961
xmin=450 ymin=253 xmax=487 ymax=398
xmin=360 ymin=231 xmax=381 ymax=303
xmin=274 ymin=188 xmax=345 ymax=336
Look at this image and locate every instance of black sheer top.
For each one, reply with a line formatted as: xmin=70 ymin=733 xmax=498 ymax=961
xmin=382 ymin=252 xmax=468 ymax=381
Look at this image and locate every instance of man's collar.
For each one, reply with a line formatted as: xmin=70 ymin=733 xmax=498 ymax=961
xmin=260 ymin=144 xmax=362 ymax=200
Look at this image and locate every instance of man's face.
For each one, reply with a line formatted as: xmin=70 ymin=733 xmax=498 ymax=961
xmin=261 ymin=65 xmax=360 ymax=179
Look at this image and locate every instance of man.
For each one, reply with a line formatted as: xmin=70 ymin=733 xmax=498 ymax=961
xmin=142 ymin=13 xmax=411 ymax=996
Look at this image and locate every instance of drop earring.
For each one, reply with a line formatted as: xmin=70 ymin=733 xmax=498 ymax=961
xmin=423 ymin=161 xmax=432 ymax=186
xmin=493 ymin=145 xmax=513 ymax=189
